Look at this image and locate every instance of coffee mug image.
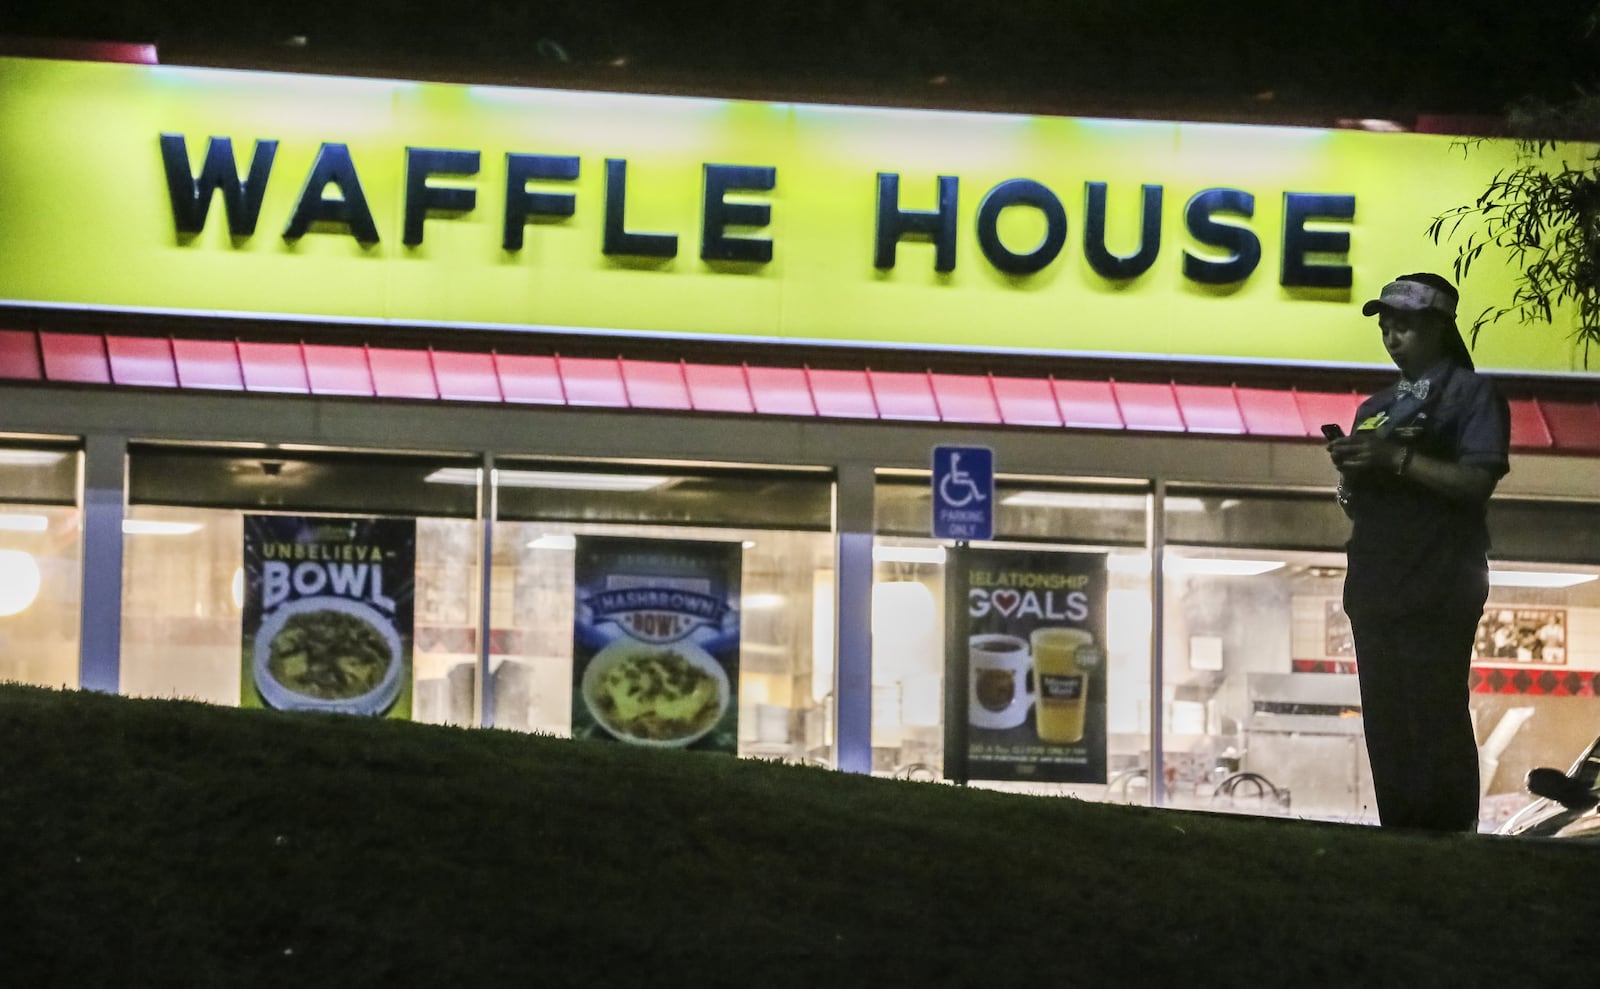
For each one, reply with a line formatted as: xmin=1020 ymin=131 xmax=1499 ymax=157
xmin=968 ymin=633 xmax=1034 ymax=730
xmin=1030 ymin=626 xmax=1096 ymax=743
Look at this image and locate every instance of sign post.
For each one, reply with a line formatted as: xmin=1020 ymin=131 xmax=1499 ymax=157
xmin=933 ymin=444 xmax=993 ymax=784
xmin=931 ymin=445 xmax=994 ymax=542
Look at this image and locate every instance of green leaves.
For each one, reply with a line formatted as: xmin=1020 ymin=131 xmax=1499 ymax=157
xmin=1431 ymin=107 xmax=1600 ymax=366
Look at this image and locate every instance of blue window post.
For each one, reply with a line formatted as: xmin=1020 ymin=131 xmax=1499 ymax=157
xmin=833 ymin=462 xmax=874 ymax=773
xmin=79 ymin=433 xmax=126 ymax=693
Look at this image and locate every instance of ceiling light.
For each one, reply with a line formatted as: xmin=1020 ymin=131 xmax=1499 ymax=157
xmin=122 ymin=520 xmax=202 ymax=536
xmin=874 ymin=545 xmax=947 ymax=565
xmin=499 ymin=470 xmax=670 ymax=491
xmin=426 ymin=468 xmax=483 ymax=486
xmin=0 ymin=450 xmax=68 ymax=467
xmin=526 ymin=533 xmax=577 ymax=550
xmin=1107 ymin=553 xmax=1155 ymax=575
xmin=1170 ymin=558 xmax=1285 ymax=577
xmin=0 ymin=514 xmax=49 ymax=532
xmin=1002 ymin=491 xmax=1146 ymax=510
xmin=743 ymin=593 xmax=785 ymax=609
xmin=1177 ymin=498 xmax=1241 ymax=512
xmin=1489 ymin=570 xmax=1598 ymax=589
xmin=427 ymin=468 xmax=671 ymax=491
xmin=0 ymin=549 xmax=42 ymax=616
xmin=1000 ymin=491 xmax=1227 ymax=512
xmin=1108 ymin=554 xmax=1286 ymax=577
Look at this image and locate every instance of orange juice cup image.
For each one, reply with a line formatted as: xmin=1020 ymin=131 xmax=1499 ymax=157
xmin=1030 ymin=626 xmax=1095 ymax=743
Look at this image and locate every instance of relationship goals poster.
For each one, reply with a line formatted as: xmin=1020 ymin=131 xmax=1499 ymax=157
xmin=946 ymin=545 xmax=1107 ymax=784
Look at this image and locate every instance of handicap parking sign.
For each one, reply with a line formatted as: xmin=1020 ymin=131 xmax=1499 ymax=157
xmin=931 ymin=445 xmax=993 ymax=541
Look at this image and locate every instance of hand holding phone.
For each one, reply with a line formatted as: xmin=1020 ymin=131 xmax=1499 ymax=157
xmin=1320 ymin=423 xmax=1345 ymax=440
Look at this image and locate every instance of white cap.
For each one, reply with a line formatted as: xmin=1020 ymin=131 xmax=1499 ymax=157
xmin=1361 ymin=278 xmax=1458 ymax=318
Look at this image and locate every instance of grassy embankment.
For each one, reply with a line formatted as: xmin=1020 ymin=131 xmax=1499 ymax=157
xmin=0 ymin=683 xmax=1592 ymax=987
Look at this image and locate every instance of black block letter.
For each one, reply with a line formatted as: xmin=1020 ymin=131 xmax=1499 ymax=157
xmin=1281 ymin=192 xmax=1355 ymax=289
xmin=602 ymin=158 xmax=678 ymax=258
xmin=1084 ymin=182 xmax=1162 ymax=280
xmin=283 ymin=143 xmax=380 ymax=244
xmin=504 ymin=154 xmax=579 ymax=251
xmin=160 ymin=134 xmax=277 ymax=237
xmin=874 ymin=173 xmax=958 ymax=272
xmin=403 ymin=148 xmax=480 ymax=247
xmin=975 ymin=179 xmax=1066 ymax=275
xmin=1182 ymin=188 xmax=1260 ymax=285
xmin=701 ymin=164 xmax=776 ymax=263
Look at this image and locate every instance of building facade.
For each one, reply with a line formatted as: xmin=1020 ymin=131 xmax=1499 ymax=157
xmin=3 ymin=50 xmax=1598 ymax=828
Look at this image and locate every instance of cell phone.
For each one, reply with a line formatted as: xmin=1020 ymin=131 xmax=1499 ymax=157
xmin=1320 ymin=423 xmax=1345 ymax=440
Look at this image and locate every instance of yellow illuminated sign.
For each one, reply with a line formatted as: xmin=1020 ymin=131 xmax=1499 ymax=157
xmin=0 ymin=55 xmax=1588 ymax=373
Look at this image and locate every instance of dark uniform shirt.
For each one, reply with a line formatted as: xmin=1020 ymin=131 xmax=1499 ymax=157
xmin=1343 ymin=359 xmax=1510 ymax=617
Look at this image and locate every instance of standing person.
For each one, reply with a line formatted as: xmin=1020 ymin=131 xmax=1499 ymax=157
xmin=1326 ymin=273 xmax=1510 ymax=832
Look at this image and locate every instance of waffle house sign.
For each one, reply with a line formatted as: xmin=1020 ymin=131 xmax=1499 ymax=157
xmin=0 ymin=55 xmax=1583 ymax=372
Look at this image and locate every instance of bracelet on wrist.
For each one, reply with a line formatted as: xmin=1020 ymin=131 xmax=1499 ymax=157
xmin=1395 ymin=447 xmax=1414 ymax=476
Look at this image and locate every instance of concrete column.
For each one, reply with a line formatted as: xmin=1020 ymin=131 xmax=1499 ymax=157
xmin=833 ymin=461 xmax=875 ymax=774
xmin=477 ymin=453 xmax=497 ymax=727
xmin=78 ymin=433 xmax=127 ymax=693
xmin=1148 ymin=480 xmax=1167 ymax=808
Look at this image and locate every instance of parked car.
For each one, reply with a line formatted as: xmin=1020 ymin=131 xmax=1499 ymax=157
xmin=1496 ymin=735 xmax=1600 ymax=840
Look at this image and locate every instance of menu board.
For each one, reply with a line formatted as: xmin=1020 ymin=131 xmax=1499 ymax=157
xmin=241 ymin=515 xmax=416 ymax=719
xmin=571 ymin=536 xmax=742 ymax=753
xmin=946 ymin=546 xmax=1108 ymax=784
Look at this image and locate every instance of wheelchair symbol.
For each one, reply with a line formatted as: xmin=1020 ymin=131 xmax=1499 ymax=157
xmin=938 ymin=452 xmax=988 ymax=508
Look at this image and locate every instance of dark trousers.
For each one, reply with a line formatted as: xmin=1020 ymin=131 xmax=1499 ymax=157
xmin=1348 ymin=596 xmax=1483 ymax=832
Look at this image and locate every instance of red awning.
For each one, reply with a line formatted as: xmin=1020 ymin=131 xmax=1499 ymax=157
xmin=0 ymin=329 xmax=1592 ymax=453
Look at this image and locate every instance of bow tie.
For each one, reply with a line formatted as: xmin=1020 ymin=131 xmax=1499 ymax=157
xmin=1396 ymin=378 xmax=1430 ymax=401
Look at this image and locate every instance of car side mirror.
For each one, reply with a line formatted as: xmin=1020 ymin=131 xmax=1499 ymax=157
xmin=1526 ymin=767 xmax=1600 ymax=810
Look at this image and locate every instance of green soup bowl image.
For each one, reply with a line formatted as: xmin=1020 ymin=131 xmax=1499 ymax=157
xmin=580 ymin=638 xmax=729 ymax=748
xmin=252 ymin=596 xmax=404 ymax=716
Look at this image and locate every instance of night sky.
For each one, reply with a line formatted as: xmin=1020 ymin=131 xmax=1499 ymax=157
xmin=3 ymin=1 xmax=1598 ymax=120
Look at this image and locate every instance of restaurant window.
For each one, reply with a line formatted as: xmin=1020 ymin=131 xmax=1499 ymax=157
xmin=1161 ymin=487 xmax=1368 ymax=823
xmin=1472 ymin=498 xmax=1600 ymax=830
xmin=122 ymin=446 xmax=482 ymax=725
xmin=0 ymin=442 xmax=81 ymax=689
xmin=488 ymin=461 xmax=837 ymax=766
xmin=873 ymin=474 xmax=1153 ymax=799
xmin=1160 ymin=488 xmax=1600 ymax=831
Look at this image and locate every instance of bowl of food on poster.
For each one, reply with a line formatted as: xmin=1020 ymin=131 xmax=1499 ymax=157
xmin=580 ymin=636 xmax=730 ymax=748
xmin=252 ymin=595 xmax=404 ymax=716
